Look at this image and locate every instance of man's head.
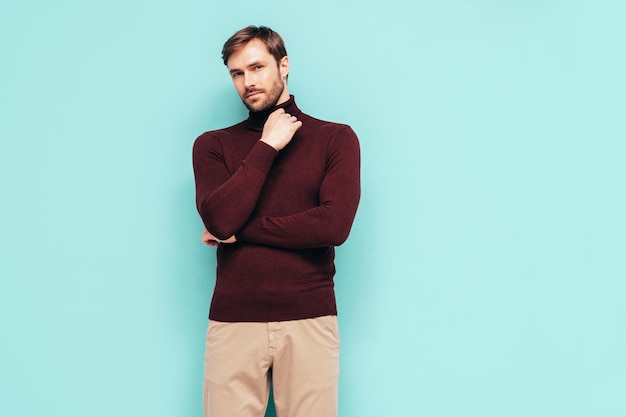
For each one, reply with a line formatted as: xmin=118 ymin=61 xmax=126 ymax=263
xmin=222 ymin=26 xmax=290 ymax=112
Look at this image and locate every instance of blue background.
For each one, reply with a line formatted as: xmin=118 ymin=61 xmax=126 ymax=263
xmin=1 ymin=1 xmax=625 ymax=416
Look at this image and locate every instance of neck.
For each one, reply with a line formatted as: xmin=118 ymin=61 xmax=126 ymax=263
xmin=246 ymin=95 xmax=300 ymax=131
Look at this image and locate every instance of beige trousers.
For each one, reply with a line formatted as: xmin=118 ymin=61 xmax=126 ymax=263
xmin=203 ymin=315 xmax=340 ymax=417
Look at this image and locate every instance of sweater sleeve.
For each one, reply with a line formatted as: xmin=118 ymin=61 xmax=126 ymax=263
xmin=236 ymin=126 xmax=361 ymax=249
xmin=192 ymin=132 xmax=278 ymax=240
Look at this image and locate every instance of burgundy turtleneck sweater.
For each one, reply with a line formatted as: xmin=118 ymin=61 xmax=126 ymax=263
xmin=192 ymin=96 xmax=360 ymax=322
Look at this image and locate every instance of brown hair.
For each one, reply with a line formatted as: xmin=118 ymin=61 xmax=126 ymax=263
xmin=221 ymin=25 xmax=287 ymax=66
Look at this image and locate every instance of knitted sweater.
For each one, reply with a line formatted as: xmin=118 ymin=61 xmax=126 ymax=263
xmin=192 ymin=96 xmax=360 ymax=322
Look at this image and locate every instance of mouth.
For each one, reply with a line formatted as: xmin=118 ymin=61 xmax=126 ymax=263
xmin=245 ymin=90 xmax=262 ymax=99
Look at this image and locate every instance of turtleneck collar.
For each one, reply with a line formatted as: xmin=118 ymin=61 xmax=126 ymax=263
xmin=245 ymin=95 xmax=302 ymax=132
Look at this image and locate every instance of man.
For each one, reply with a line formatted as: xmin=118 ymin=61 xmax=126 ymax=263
xmin=192 ymin=25 xmax=360 ymax=417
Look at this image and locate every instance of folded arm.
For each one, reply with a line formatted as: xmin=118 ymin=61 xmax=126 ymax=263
xmin=237 ymin=126 xmax=361 ymax=249
xmin=193 ymin=109 xmax=302 ymax=241
xmin=193 ymin=134 xmax=277 ymax=240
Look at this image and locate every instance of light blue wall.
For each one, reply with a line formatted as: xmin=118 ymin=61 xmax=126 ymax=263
xmin=1 ymin=1 xmax=625 ymax=416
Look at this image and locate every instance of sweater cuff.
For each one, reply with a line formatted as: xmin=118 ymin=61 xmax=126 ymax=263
xmin=246 ymin=141 xmax=278 ymax=174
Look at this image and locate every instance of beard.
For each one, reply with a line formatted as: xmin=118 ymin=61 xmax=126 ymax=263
xmin=242 ymin=76 xmax=286 ymax=112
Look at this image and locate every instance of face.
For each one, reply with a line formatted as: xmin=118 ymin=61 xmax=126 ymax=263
xmin=227 ymin=38 xmax=290 ymax=112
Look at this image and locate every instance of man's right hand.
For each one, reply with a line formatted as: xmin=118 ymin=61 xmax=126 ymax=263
xmin=260 ymin=108 xmax=302 ymax=151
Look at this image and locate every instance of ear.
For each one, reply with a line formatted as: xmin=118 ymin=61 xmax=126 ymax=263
xmin=279 ymin=56 xmax=290 ymax=80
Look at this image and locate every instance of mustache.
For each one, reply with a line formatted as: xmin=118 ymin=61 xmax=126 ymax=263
xmin=245 ymin=88 xmax=264 ymax=97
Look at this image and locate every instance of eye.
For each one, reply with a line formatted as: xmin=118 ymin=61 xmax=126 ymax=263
xmin=255 ymin=65 xmax=263 ymax=70
xmin=232 ymin=71 xmax=243 ymax=78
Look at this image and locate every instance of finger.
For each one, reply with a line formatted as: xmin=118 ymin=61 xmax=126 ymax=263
xmin=201 ymin=233 xmax=214 ymax=244
xmin=202 ymin=237 xmax=219 ymax=246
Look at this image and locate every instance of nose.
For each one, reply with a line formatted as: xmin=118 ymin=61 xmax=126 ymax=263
xmin=244 ymin=71 xmax=256 ymax=89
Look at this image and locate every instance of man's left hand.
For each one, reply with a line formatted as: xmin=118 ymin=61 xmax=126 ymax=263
xmin=201 ymin=227 xmax=237 ymax=246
